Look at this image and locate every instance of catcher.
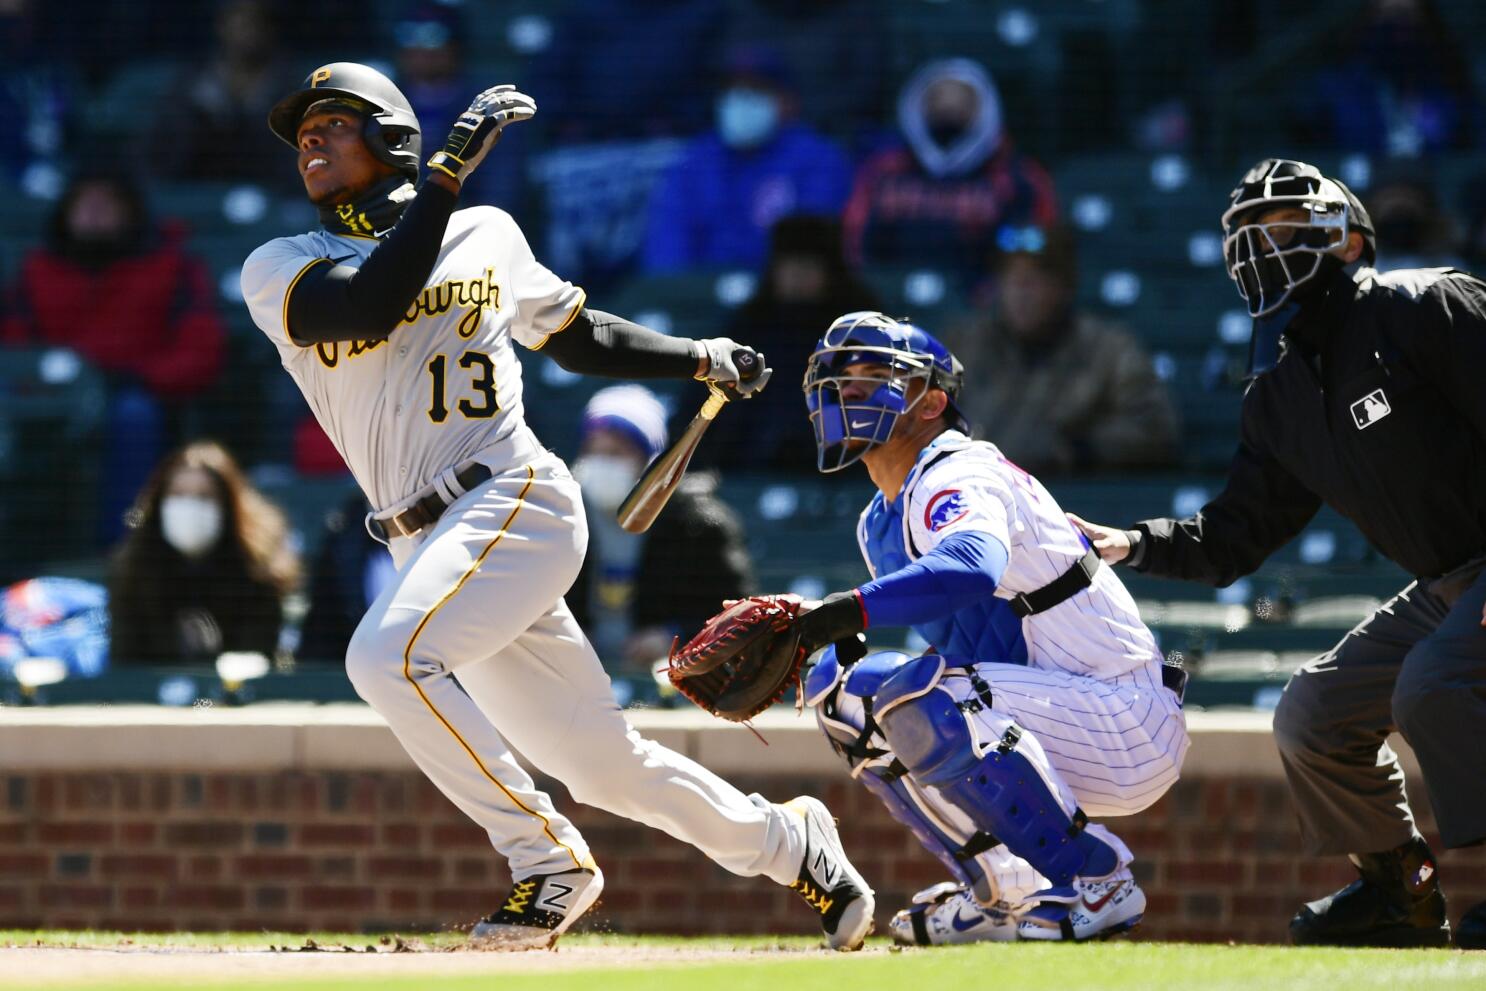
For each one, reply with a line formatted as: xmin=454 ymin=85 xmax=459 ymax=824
xmin=671 ymin=312 xmax=1189 ymax=944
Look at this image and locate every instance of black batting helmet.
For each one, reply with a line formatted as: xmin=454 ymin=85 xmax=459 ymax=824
xmin=1221 ymin=159 xmax=1376 ymax=317
xmin=268 ymin=62 xmax=421 ymax=181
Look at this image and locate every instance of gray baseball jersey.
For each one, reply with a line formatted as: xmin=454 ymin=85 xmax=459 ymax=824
xmin=240 ymin=205 xmax=584 ymax=511
xmin=238 ymin=201 xmax=816 ymax=895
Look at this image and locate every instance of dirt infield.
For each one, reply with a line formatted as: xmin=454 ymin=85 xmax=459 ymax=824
xmin=1 ymin=937 xmax=852 ymax=988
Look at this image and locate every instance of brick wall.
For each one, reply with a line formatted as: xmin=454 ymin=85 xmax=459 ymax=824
xmin=3 ymin=766 xmax=1484 ymax=941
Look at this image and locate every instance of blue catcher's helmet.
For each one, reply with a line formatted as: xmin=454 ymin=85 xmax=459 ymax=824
xmin=803 ymin=311 xmax=970 ymax=473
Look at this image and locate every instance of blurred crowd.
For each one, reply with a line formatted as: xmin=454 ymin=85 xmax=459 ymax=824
xmin=3 ymin=0 xmax=1486 ymax=683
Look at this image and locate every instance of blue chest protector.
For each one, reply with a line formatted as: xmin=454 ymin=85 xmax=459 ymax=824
xmin=861 ymin=490 xmax=1027 ymax=665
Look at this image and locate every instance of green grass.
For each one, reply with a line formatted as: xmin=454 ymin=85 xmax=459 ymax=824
xmin=2 ymin=933 xmax=1484 ymax=991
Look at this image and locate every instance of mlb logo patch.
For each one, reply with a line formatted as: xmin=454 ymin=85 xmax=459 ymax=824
xmin=1349 ymin=389 xmax=1391 ymax=430
xmin=924 ymin=489 xmax=969 ymax=532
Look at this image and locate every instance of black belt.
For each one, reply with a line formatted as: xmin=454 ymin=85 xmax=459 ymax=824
xmin=1008 ymin=546 xmax=1101 ymax=618
xmin=1161 ymin=663 xmax=1187 ymax=706
xmin=368 ymin=463 xmax=493 ymax=541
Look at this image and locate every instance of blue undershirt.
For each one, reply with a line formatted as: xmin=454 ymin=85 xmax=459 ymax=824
xmin=857 ymin=529 xmax=1008 ymax=629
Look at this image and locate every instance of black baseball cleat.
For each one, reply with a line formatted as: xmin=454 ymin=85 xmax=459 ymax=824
xmin=784 ymin=796 xmax=876 ymax=950
xmin=1456 ymin=900 xmax=1486 ymax=950
xmin=1290 ymin=837 xmax=1449 ymax=948
xmin=469 ymin=866 xmax=604 ymax=950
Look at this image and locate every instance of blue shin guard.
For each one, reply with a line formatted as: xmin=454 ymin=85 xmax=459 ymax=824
xmin=806 ymin=648 xmax=996 ymax=903
xmin=875 ymin=657 xmax=1117 ymax=889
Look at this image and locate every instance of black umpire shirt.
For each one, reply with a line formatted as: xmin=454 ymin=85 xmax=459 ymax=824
xmin=1127 ymin=264 xmax=1486 ymax=587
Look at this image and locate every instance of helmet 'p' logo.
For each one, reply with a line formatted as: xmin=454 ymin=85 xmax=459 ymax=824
xmin=310 ymin=66 xmax=333 ymax=87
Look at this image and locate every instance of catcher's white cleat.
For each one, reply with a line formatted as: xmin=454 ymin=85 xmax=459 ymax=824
xmin=469 ymin=866 xmax=604 ymax=950
xmin=1016 ymin=867 xmax=1145 ymax=942
xmin=784 ymin=796 xmax=876 ymax=951
xmin=889 ymin=882 xmax=1020 ymax=946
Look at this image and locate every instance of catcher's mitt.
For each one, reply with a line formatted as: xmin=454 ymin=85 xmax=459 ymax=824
xmin=669 ymin=594 xmax=808 ymax=722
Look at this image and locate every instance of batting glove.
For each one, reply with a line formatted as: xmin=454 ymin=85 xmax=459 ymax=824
xmin=694 ymin=337 xmax=773 ymax=399
xmin=427 ymin=85 xmax=536 ymax=185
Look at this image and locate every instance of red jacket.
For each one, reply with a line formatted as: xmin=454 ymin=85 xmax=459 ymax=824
xmin=2 ymin=226 xmax=225 ymax=399
xmin=843 ymin=143 xmax=1058 ymax=283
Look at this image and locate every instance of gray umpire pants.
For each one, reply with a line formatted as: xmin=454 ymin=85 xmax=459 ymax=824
xmin=1272 ymin=560 xmax=1486 ymax=856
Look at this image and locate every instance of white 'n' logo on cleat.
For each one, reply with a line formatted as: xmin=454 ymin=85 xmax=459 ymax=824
xmin=539 ymin=882 xmax=575 ymax=912
xmin=812 ymin=849 xmax=839 ymax=887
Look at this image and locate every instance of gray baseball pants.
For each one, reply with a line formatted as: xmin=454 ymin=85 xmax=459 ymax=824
xmin=1272 ymin=562 xmax=1486 ymax=855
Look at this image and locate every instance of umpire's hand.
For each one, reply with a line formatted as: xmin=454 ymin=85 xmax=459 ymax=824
xmin=1068 ymin=514 xmax=1134 ymax=565
xmin=427 ymin=85 xmax=536 ymax=186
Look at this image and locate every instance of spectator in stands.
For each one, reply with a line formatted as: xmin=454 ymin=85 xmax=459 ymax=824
xmin=109 ymin=441 xmax=299 ymax=666
xmin=566 ymin=386 xmax=753 ymax=675
xmin=522 ymin=0 xmax=729 ymax=287
xmin=1300 ymin=0 xmax=1474 ymax=157
xmin=701 ymin=215 xmax=881 ymax=473
xmin=643 ymin=45 xmax=852 ymax=274
xmin=723 ymin=0 xmax=892 ymax=156
xmin=298 ymin=490 xmax=396 ymax=664
xmin=1 ymin=170 xmax=226 ymax=542
xmin=392 ymin=0 xmax=518 ymax=211
xmin=147 ymin=0 xmax=297 ymax=187
xmin=527 ymin=0 xmax=727 ymax=145
xmin=1367 ymin=173 xmax=1461 ymax=271
xmin=843 ymin=58 xmax=1057 ymax=289
xmin=945 ymin=225 xmax=1179 ymax=475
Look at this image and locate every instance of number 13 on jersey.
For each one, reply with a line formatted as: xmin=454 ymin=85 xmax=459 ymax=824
xmin=427 ymin=350 xmax=499 ymax=422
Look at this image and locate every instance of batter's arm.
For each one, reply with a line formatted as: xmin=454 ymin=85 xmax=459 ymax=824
xmin=540 ymin=308 xmax=708 ymax=379
xmin=285 ymin=180 xmax=459 ymax=345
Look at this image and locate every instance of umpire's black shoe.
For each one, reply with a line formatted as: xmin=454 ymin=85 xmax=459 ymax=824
xmin=1290 ymin=837 xmax=1449 ymax=948
xmin=1456 ymin=900 xmax=1486 ymax=950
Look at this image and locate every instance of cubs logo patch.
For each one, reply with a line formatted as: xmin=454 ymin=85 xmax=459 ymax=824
xmin=1349 ymin=388 xmax=1391 ymax=430
xmin=924 ymin=489 xmax=968 ymax=532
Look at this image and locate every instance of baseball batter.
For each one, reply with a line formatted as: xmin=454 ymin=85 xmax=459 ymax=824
xmin=777 ymin=312 xmax=1190 ymax=943
xmin=239 ymin=63 xmax=873 ymax=950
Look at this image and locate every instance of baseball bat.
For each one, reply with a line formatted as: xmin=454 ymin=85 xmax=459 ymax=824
xmin=616 ymin=351 xmax=759 ymax=534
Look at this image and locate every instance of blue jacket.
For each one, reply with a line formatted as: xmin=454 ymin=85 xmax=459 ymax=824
xmin=643 ymin=123 xmax=851 ymax=272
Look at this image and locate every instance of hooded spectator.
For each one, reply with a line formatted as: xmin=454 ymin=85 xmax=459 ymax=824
xmin=843 ymin=58 xmax=1057 ymax=288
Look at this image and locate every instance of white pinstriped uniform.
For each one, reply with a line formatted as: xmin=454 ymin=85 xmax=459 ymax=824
xmin=240 ymin=205 xmax=808 ymax=887
xmin=852 ymin=435 xmax=1189 ymax=905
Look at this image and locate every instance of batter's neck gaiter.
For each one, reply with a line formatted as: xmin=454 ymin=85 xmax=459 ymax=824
xmin=319 ymin=176 xmax=417 ymax=238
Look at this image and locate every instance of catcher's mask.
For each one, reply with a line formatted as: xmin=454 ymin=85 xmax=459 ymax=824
xmin=268 ymin=62 xmax=422 ymax=181
xmin=804 ymin=311 xmax=969 ymax=473
xmin=1221 ymin=158 xmax=1375 ymax=320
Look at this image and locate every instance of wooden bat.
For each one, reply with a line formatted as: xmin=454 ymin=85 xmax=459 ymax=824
xmin=616 ymin=351 xmax=759 ymax=534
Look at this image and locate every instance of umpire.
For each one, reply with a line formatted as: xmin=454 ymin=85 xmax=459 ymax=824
xmin=1072 ymin=159 xmax=1486 ymax=949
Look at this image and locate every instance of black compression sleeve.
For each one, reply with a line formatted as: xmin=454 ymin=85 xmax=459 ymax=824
xmin=541 ymin=308 xmax=701 ymax=379
xmin=285 ymin=182 xmax=459 ymax=344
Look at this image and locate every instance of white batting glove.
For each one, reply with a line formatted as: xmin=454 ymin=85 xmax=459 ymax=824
xmin=694 ymin=337 xmax=772 ymax=399
xmin=427 ymin=85 xmax=536 ymax=185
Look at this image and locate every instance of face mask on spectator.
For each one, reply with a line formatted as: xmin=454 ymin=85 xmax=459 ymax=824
xmin=573 ymin=456 xmax=640 ymax=512
xmin=160 ymin=496 xmax=224 ymax=558
xmin=717 ymin=88 xmax=780 ymax=150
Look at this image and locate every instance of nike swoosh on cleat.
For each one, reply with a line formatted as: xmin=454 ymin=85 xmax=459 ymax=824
xmin=950 ymin=910 xmax=986 ymax=932
xmin=1082 ymin=884 xmax=1124 ymax=914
